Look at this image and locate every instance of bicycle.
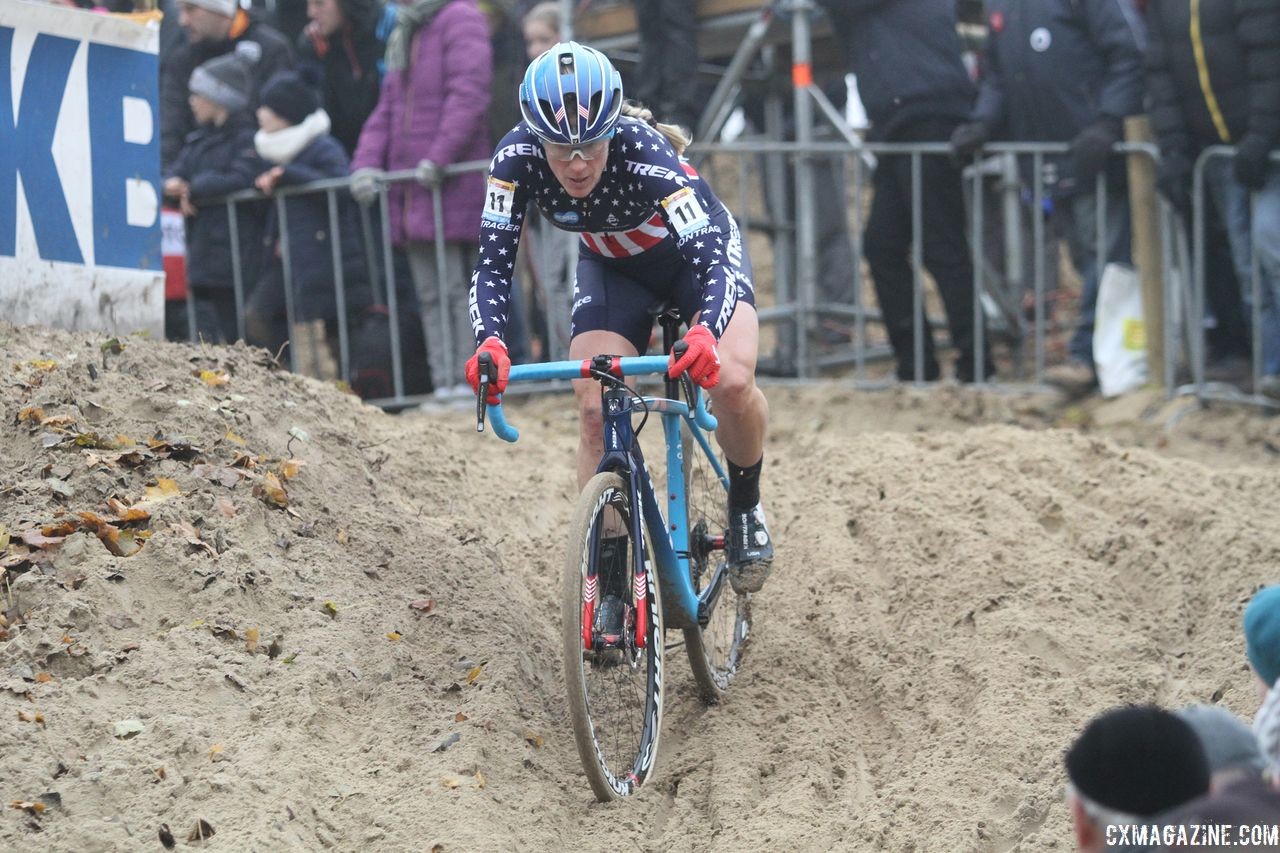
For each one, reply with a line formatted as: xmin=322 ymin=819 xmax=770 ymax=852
xmin=475 ymin=314 xmax=752 ymax=801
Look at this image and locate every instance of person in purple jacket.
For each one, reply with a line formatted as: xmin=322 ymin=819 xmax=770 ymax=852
xmin=348 ymin=0 xmax=492 ymax=393
xmin=464 ymin=43 xmax=775 ymax=610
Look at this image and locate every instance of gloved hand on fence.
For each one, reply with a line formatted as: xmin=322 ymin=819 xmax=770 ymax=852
xmin=465 ymin=336 xmax=511 ymax=405
xmin=1233 ymin=134 xmax=1275 ymax=191
xmin=949 ymin=121 xmax=991 ymax=164
xmin=1070 ymin=116 xmax=1123 ymax=183
xmin=1155 ymin=153 xmax=1193 ymax=215
xmin=415 ymin=159 xmax=443 ymax=188
xmin=668 ymin=325 xmax=720 ymax=389
xmin=349 ymin=167 xmax=383 ymax=206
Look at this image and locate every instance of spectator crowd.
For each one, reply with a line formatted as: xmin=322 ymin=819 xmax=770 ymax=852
xmin=63 ymin=0 xmax=1279 ymax=402
xmin=1056 ymin=586 xmax=1280 ymax=851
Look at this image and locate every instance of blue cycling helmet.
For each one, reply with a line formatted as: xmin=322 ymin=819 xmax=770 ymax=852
xmin=519 ymin=41 xmax=624 ymax=146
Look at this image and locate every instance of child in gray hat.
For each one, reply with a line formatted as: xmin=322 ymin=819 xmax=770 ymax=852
xmin=163 ymin=52 xmax=267 ymax=343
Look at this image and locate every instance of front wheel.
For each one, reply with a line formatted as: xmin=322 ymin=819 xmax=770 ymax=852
xmin=561 ymin=471 xmax=664 ymax=801
xmin=681 ymin=430 xmax=751 ymax=705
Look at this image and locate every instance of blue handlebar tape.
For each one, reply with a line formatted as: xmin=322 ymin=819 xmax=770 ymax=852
xmin=486 ymin=402 xmax=519 ymax=442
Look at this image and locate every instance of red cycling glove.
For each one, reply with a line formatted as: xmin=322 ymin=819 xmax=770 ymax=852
xmin=465 ymin=336 xmax=511 ymax=404
xmin=668 ymin=325 xmax=720 ymax=389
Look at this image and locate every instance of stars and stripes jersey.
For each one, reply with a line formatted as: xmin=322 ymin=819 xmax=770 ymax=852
xmin=469 ymin=117 xmax=750 ymax=346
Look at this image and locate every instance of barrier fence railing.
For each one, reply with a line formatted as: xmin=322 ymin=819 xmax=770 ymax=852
xmin=691 ymin=138 xmax=1177 ymax=388
xmin=1187 ymin=147 xmax=1280 ymax=410
xmin=179 ymin=140 xmax=1274 ymax=411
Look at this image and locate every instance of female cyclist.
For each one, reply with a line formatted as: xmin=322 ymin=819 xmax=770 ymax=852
xmin=464 ymin=42 xmax=773 ymax=601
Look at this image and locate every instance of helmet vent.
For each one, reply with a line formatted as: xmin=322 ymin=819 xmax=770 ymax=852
xmin=562 ymin=92 xmax=580 ymax=139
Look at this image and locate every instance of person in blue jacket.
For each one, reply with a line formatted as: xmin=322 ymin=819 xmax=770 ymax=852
xmin=464 ymin=43 xmax=775 ymax=614
xmin=951 ymin=0 xmax=1146 ymax=392
xmin=164 ymin=52 xmax=268 ymax=344
xmin=246 ymin=70 xmax=371 ymax=358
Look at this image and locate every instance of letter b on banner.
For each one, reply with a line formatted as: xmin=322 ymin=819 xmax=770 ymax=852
xmin=89 ymin=42 xmax=160 ymax=271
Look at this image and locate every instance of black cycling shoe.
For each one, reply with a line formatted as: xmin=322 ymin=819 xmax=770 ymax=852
xmin=727 ymin=503 xmax=774 ymax=594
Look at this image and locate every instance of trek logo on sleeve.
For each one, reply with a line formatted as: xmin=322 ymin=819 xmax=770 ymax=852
xmin=625 ymin=160 xmax=688 ymax=185
xmin=491 ymin=141 xmax=543 ymax=168
xmin=483 ymin=177 xmax=516 ymax=224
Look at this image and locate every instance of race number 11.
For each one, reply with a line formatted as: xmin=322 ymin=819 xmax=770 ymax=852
xmin=483 ymin=177 xmax=516 ymax=224
xmin=661 ymin=187 xmax=710 ymax=239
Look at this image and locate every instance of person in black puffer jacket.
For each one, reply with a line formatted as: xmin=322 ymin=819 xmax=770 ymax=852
xmin=164 ymin=52 xmax=269 ymax=344
xmin=295 ymin=0 xmax=389 ymax=157
xmin=1146 ymin=0 xmax=1280 ymax=397
xmin=949 ymin=0 xmax=1146 ymax=392
xmin=247 ymin=71 xmax=372 ymax=363
xmin=161 ymin=0 xmax=295 ymax=172
xmin=814 ymin=0 xmax=991 ymax=383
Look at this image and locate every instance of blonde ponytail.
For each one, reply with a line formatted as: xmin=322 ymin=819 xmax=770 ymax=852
xmin=620 ymin=101 xmax=692 ymax=155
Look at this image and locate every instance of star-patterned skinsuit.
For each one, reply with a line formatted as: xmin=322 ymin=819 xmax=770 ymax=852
xmin=469 ymin=116 xmax=755 ymax=355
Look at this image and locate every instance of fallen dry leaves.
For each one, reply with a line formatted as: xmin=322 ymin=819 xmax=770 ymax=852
xmin=254 ymin=472 xmax=288 ymax=508
xmin=9 ymin=801 xmax=46 ymax=816
xmin=198 ymin=370 xmax=229 ymax=387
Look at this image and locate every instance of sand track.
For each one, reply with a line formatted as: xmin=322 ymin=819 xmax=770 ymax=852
xmin=1 ymin=325 xmax=1277 ymax=852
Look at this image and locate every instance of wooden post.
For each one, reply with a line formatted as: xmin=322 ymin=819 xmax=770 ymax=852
xmin=1125 ymin=115 xmax=1165 ymax=386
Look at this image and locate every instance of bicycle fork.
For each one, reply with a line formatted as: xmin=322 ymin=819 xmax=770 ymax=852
xmin=582 ymin=384 xmax=651 ymax=654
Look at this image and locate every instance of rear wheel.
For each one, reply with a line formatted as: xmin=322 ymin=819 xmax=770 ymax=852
xmin=561 ymin=471 xmax=664 ymax=801
xmin=681 ymin=428 xmax=751 ymax=704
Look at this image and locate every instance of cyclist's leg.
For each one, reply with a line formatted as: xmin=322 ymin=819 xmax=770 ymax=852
xmin=703 ymin=302 xmax=768 ymax=469
xmin=679 ymin=211 xmax=773 ymax=589
xmin=570 ymin=329 xmax=638 ymax=490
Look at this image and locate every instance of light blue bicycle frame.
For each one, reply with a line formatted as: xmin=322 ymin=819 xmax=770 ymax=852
xmin=483 ymin=357 xmax=728 ymax=629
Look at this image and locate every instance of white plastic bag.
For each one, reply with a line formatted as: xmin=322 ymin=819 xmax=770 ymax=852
xmin=1092 ymin=262 xmax=1148 ymax=397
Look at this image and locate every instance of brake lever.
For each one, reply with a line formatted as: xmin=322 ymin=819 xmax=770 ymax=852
xmin=476 ymin=352 xmax=492 ymax=432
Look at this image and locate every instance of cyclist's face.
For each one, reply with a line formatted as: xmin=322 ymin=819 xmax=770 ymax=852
xmin=544 ymin=138 xmax=610 ymax=198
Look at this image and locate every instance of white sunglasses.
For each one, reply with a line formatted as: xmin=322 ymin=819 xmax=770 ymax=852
xmin=542 ymin=132 xmax=614 ymax=162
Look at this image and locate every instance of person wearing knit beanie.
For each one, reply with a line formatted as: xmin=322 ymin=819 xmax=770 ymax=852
xmin=188 ymin=52 xmax=253 ymax=116
xmin=1246 ymin=585 xmax=1280 ymax=780
xmin=1064 ymin=705 xmax=1209 ymax=852
xmin=258 ymin=70 xmax=320 ymax=128
xmin=180 ymin=0 xmax=238 ymax=21
xmin=1245 ymin=585 xmax=1280 ymax=691
xmin=1176 ymin=704 xmax=1267 ymax=789
xmin=253 ymin=70 xmax=331 ymax=173
xmin=177 ymin=0 xmax=241 ymax=45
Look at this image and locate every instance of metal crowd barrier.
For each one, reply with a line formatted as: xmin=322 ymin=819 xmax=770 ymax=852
xmin=1185 ymin=147 xmax=1280 ymax=410
xmin=691 ymin=138 xmax=1176 ymax=386
xmin=178 ymin=139 xmax=1276 ymax=412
